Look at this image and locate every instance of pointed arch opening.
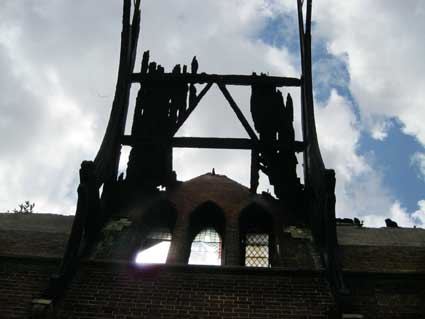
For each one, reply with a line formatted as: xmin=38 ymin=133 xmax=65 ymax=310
xmin=239 ymin=203 xmax=276 ymax=267
xmin=188 ymin=201 xmax=226 ymax=266
xmin=134 ymin=200 xmax=177 ymax=264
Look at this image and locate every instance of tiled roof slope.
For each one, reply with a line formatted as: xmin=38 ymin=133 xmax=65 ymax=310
xmin=337 ymin=226 xmax=425 ymax=247
xmin=0 ymin=213 xmax=72 ymax=258
xmin=337 ymin=226 xmax=425 ymax=272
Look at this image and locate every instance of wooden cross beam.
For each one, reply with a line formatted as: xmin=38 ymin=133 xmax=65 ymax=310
xmin=121 ymin=136 xmax=305 ymax=152
xmin=131 ymin=73 xmax=301 ymax=87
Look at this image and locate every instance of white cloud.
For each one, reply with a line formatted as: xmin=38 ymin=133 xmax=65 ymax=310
xmin=370 ymin=120 xmax=393 ymax=141
xmin=316 ymin=90 xmax=366 ymax=182
xmin=0 ymin=0 xmax=126 ymax=213
xmin=411 ymin=152 xmax=425 ymax=181
xmin=363 ymin=200 xmax=425 ymax=228
xmin=390 ymin=201 xmax=416 ymax=228
xmin=412 ymin=200 xmax=425 ymax=226
xmin=314 ymin=0 xmax=425 ymax=145
xmin=0 ymin=0 xmax=298 ymax=213
xmin=315 ymin=90 xmax=397 ymax=224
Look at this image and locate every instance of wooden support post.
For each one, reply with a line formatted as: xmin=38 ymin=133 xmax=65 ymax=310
xmin=297 ymin=0 xmax=310 ymax=187
xmin=94 ymin=0 xmax=135 ymax=184
xmin=250 ymin=150 xmax=259 ymax=193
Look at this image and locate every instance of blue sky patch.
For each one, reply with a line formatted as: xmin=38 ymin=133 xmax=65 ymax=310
xmin=359 ymin=121 xmax=425 ymax=212
xmin=259 ymin=12 xmax=425 ymax=219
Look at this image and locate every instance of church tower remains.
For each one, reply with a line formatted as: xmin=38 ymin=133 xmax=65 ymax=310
xmin=32 ymin=1 xmax=348 ymax=318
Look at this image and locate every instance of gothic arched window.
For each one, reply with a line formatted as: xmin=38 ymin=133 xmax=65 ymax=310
xmin=239 ymin=204 xmax=276 ymax=268
xmin=134 ymin=200 xmax=177 ymax=264
xmin=188 ymin=227 xmax=222 ymax=265
xmin=135 ymin=227 xmax=172 ymax=264
xmin=187 ymin=201 xmax=226 ymax=266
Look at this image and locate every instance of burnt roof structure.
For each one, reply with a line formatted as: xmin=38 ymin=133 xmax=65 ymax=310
xmin=1 ymin=1 xmax=424 ymax=319
xmin=58 ymin=0 xmax=345 ymax=293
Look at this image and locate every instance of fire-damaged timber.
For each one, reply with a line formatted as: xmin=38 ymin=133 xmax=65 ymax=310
xmin=121 ymin=136 xmax=306 ymax=152
xmin=34 ymin=0 xmax=347 ymax=318
xmin=131 ymin=72 xmax=301 ymax=87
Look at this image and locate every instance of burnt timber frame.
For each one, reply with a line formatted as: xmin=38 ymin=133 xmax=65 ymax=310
xmin=35 ymin=1 xmax=347 ymax=317
xmin=296 ymin=0 xmax=347 ymax=307
xmin=121 ymin=136 xmax=306 ymax=152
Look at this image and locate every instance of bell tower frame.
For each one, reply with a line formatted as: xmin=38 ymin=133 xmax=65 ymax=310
xmin=34 ymin=0 xmax=347 ymax=317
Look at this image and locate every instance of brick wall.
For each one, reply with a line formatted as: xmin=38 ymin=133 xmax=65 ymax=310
xmin=0 ymin=257 xmax=59 ymax=319
xmin=0 ymin=230 xmax=68 ymax=258
xmin=342 ymin=273 xmax=425 ymax=319
xmin=56 ymin=262 xmax=335 ymax=319
xmin=340 ymin=246 xmax=425 ymax=272
xmin=280 ymin=236 xmax=322 ymax=270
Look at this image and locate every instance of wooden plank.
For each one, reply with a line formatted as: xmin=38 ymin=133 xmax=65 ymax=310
xmin=131 ymin=73 xmax=301 ymax=87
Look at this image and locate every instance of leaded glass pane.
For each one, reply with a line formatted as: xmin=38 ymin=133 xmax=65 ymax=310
xmin=245 ymin=233 xmax=269 ymax=267
xmin=189 ymin=228 xmax=222 ymax=265
xmin=149 ymin=228 xmax=172 ymax=240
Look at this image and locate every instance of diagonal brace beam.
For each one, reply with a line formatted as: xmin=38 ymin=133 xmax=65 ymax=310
xmin=217 ymin=84 xmax=258 ymax=142
xmin=173 ymin=82 xmax=213 ymax=136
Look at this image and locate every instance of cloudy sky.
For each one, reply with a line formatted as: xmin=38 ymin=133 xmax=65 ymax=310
xmin=1 ymin=0 xmax=424 ymax=228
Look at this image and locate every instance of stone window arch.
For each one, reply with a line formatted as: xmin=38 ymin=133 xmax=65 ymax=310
xmin=134 ymin=200 xmax=177 ymax=264
xmin=239 ymin=203 xmax=277 ymax=267
xmin=187 ymin=201 xmax=226 ymax=266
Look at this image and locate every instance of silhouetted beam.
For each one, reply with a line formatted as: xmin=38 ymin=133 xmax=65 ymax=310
xmin=131 ymin=73 xmax=301 ymax=87
xmin=121 ymin=136 xmax=305 ymax=151
xmin=172 ymin=82 xmax=213 ymax=135
xmin=218 ymin=84 xmax=259 ymax=142
xmin=121 ymin=136 xmax=253 ymax=149
xmin=174 ymin=137 xmax=254 ymax=149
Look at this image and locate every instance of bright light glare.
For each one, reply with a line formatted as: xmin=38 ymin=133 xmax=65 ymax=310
xmin=188 ymin=242 xmax=221 ymax=265
xmin=135 ymin=241 xmax=171 ymax=264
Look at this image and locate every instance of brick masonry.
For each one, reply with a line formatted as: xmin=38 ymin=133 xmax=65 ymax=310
xmin=0 ymin=257 xmax=59 ymax=319
xmin=340 ymin=245 xmax=425 ymax=272
xmin=1 ymin=206 xmax=425 ymax=318
xmin=56 ymin=262 xmax=335 ymax=319
xmin=342 ymin=273 xmax=425 ymax=319
xmin=0 ymin=230 xmax=69 ymax=258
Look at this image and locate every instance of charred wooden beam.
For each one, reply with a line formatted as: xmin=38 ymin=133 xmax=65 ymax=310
xmin=250 ymin=150 xmax=259 ymax=193
xmin=174 ymin=137 xmax=253 ymax=149
xmin=122 ymin=136 xmax=253 ymax=149
xmin=217 ymin=84 xmax=259 ymax=142
xmin=172 ymin=82 xmax=213 ymax=135
xmin=93 ymin=0 xmax=140 ymax=185
xmin=121 ymin=136 xmax=305 ymax=151
xmin=131 ymin=73 xmax=301 ymax=87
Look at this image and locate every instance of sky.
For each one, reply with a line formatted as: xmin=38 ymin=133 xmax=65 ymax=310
xmin=0 ymin=0 xmax=424 ymax=228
